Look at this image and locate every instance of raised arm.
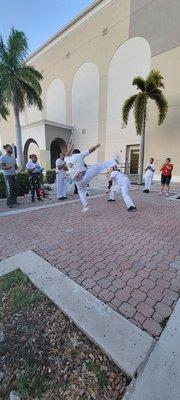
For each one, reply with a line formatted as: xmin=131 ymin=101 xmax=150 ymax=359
xmin=89 ymin=143 xmax=101 ymax=154
xmin=66 ymin=144 xmax=75 ymax=157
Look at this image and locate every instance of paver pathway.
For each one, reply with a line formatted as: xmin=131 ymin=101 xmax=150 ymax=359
xmin=0 ymin=187 xmax=180 ymax=337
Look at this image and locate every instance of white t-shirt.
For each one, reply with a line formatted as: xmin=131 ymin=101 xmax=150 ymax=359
xmin=26 ymin=161 xmax=43 ymax=173
xmin=56 ymin=158 xmax=66 ymax=177
xmin=145 ymin=163 xmax=155 ymax=178
xmin=110 ymin=171 xmax=129 ymax=186
xmin=64 ymin=150 xmax=89 ymax=180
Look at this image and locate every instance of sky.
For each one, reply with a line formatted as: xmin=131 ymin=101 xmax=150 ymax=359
xmin=0 ymin=0 xmax=93 ymax=54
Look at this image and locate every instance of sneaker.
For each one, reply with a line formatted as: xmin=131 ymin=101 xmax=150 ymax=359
xmin=38 ymin=197 xmax=43 ymax=201
xmin=63 ymin=196 xmax=68 ymax=200
xmin=143 ymin=189 xmax=148 ymax=193
xmin=166 ymin=193 xmax=170 ymax=197
xmin=127 ymin=206 xmax=136 ymax=212
xmin=108 ymin=199 xmax=115 ymax=202
xmin=82 ymin=206 xmax=89 ymax=213
xmin=58 ymin=197 xmax=64 ymax=200
xmin=158 ymin=192 xmax=163 ymax=195
xmin=8 ymin=204 xmax=14 ymax=208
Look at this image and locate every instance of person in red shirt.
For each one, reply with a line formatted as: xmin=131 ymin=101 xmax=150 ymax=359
xmin=159 ymin=157 xmax=173 ymax=196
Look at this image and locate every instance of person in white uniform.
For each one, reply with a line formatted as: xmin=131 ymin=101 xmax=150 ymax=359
xmin=143 ymin=158 xmax=155 ymax=193
xmin=64 ymin=143 xmax=119 ymax=212
xmin=56 ymin=153 xmax=67 ymax=200
xmin=108 ymin=166 xmax=136 ymax=211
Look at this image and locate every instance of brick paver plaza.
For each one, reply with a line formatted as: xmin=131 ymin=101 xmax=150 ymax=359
xmin=0 ymin=183 xmax=180 ymax=338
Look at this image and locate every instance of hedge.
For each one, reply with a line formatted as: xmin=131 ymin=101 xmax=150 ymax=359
xmin=45 ymin=170 xmax=56 ymax=184
xmin=0 ymin=171 xmax=30 ymax=199
xmin=0 ymin=170 xmax=56 ymax=199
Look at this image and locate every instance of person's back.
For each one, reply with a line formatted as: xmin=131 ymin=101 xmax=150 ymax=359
xmin=64 ymin=150 xmax=89 ymax=180
xmin=111 ymin=170 xmax=129 ymax=186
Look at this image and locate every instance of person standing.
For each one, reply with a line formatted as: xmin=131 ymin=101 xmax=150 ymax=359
xmin=56 ymin=153 xmax=67 ymax=200
xmin=0 ymin=144 xmax=19 ymax=208
xmin=26 ymin=154 xmax=44 ymax=202
xmin=159 ymin=158 xmax=173 ymax=196
xmin=143 ymin=158 xmax=155 ymax=193
xmin=108 ymin=167 xmax=136 ymax=211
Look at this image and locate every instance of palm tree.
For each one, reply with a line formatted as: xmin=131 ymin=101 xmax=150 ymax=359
xmin=122 ymin=69 xmax=168 ymax=184
xmin=0 ymin=28 xmax=43 ymax=166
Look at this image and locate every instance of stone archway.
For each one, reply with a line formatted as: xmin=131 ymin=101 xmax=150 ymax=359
xmin=50 ymin=138 xmax=67 ymax=169
xmin=24 ymin=139 xmax=40 ymax=165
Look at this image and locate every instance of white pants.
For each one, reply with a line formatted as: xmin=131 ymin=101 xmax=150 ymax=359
xmin=110 ymin=181 xmax=135 ymax=209
xmin=76 ymin=160 xmax=117 ymax=207
xmin=145 ymin=176 xmax=153 ymax=191
xmin=56 ymin=175 xmax=66 ymax=198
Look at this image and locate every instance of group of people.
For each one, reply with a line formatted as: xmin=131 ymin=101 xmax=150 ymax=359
xmin=143 ymin=157 xmax=173 ymax=196
xmin=0 ymin=143 xmax=174 ymax=211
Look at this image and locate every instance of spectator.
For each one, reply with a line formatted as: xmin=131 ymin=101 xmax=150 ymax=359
xmin=56 ymin=153 xmax=67 ymax=200
xmin=0 ymin=144 xmax=20 ymax=208
xmin=26 ymin=154 xmax=44 ymax=202
xmin=159 ymin=157 xmax=173 ymax=196
xmin=143 ymin=158 xmax=155 ymax=193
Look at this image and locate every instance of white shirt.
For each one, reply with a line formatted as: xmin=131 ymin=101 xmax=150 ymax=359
xmin=56 ymin=158 xmax=66 ymax=177
xmin=110 ymin=171 xmax=129 ymax=186
xmin=26 ymin=161 xmax=43 ymax=173
xmin=64 ymin=150 xmax=89 ymax=180
xmin=145 ymin=163 xmax=155 ymax=178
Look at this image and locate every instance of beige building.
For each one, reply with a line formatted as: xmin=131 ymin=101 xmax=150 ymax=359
xmin=0 ymin=0 xmax=180 ymax=181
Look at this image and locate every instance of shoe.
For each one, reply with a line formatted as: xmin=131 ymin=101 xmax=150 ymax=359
xmin=127 ymin=206 xmax=136 ymax=212
xmin=158 ymin=192 xmax=163 ymax=195
xmin=143 ymin=189 xmax=147 ymax=193
xmin=38 ymin=197 xmax=43 ymax=201
xmin=58 ymin=197 xmax=64 ymax=200
xmin=82 ymin=206 xmax=89 ymax=213
xmin=108 ymin=199 xmax=115 ymax=202
xmin=8 ymin=205 xmax=14 ymax=208
xmin=166 ymin=193 xmax=169 ymax=197
xmin=15 ymin=201 xmax=21 ymax=205
xmin=63 ymin=196 xmax=67 ymax=199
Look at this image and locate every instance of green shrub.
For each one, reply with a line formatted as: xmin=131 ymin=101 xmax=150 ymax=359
xmin=0 ymin=171 xmax=30 ymax=199
xmin=46 ymin=170 xmax=56 ymax=184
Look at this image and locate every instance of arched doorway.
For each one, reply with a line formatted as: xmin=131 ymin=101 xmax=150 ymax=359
xmin=50 ymin=138 xmax=67 ymax=169
xmin=24 ymin=139 xmax=40 ymax=165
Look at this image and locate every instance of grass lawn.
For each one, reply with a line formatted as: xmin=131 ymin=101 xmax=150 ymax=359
xmin=0 ymin=270 xmax=128 ymax=400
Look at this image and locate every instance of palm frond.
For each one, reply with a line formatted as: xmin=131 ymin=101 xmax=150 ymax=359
xmin=0 ymin=100 xmax=9 ymax=120
xmin=149 ymin=89 xmax=168 ymax=125
xmin=132 ymin=76 xmax=145 ymax=92
xmin=146 ymin=69 xmax=164 ymax=90
xmin=19 ymin=65 xmax=43 ymax=95
xmin=20 ymin=81 xmax=43 ymax=110
xmin=134 ymin=93 xmax=147 ymax=135
xmin=7 ymin=28 xmax=28 ymax=64
xmin=122 ymin=94 xmax=137 ymax=124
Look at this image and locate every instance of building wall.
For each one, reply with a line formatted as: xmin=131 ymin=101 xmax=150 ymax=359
xmin=0 ymin=0 xmax=180 ymax=178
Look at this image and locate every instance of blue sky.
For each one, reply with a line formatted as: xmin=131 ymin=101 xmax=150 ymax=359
xmin=0 ymin=0 xmax=93 ymax=54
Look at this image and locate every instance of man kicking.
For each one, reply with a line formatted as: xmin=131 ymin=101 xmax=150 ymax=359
xmin=64 ymin=143 xmax=119 ymax=212
xmin=108 ymin=166 xmax=136 ymax=211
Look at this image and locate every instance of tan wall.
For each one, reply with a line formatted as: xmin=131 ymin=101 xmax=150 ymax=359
xmin=145 ymin=46 xmax=180 ymax=181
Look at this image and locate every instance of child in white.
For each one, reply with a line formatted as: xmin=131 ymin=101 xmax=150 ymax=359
xmin=109 ymin=167 xmax=136 ymax=211
xmin=64 ymin=143 xmax=118 ymax=212
xmin=56 ymin=153 xmax=67 ymax=200
xmin=144 ymin=158 xmax=155 ymax=193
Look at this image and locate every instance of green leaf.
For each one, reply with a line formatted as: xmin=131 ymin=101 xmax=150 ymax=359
xmin=122 ymin=94 xmax=137 ymax=124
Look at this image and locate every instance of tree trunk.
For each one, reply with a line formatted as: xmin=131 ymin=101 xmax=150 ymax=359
xmin=13 ymin=105 xmax=24 ymax=167
xmin=138 ymin=111 xmax=146 ymax=185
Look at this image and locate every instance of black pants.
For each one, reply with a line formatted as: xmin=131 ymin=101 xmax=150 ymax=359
xmin=29 ymin=173 xmax=41 ymax=199
xmin=74 ymin=184 xmax=78 ymax=194
xmin=108 ymin=180 xmax=113 ymax=190
xmin=4 ymin=175 xmax=18 ymax=206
